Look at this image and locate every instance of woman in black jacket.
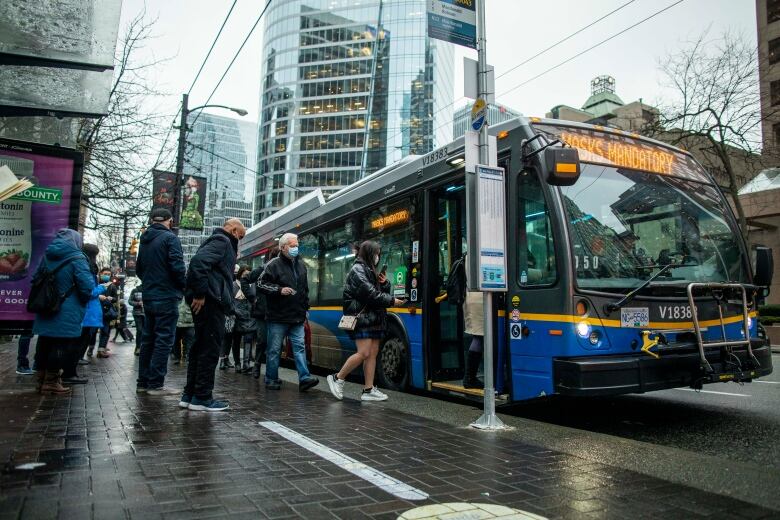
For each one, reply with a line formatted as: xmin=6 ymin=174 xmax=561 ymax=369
xmin=326 ymin=240 xmax=404 ymax=402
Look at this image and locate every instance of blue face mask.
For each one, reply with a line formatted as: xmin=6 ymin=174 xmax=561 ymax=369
xmin=288 ymin=247 xmax=299 ymax=258
xmin=100 ymin=275 xmax=110 ymax=283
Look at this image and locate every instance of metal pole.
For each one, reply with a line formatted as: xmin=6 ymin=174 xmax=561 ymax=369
xmin=471 ymin=0 xmax=506 ymax=431
xmin=121 ymin=213 xmax=129 ymax=273
xmin=173 ymin=93 xmax=189 ymax=233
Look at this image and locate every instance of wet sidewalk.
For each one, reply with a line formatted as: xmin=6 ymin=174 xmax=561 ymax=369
xmin=0 ymin=337 xmax=776 ymax=520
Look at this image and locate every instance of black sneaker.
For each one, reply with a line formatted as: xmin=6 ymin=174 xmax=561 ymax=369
xmin=299 ymin=377 xmax=319 ymax=392
xmin=265 ymin=381 xmax=281 ymax=390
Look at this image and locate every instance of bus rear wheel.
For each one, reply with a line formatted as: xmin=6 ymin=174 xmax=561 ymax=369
xmin=377 ymin=325 xmax=409 ymax=391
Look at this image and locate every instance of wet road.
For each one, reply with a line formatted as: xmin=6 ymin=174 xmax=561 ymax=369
xmin=504 ymin=353 xmax=780 ymax=467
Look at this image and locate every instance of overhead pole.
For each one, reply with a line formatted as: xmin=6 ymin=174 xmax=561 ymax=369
xmin=173 ymin=93 xmax=189 ymax=234
xmin=471 ymin=0 xmax=506 ymax=431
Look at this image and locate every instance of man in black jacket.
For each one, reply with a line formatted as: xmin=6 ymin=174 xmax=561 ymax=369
xmin=182 ymin=218 xmax=246 ymax=412
xmin=136 ymin=208 xmax=186 ymax=395
xmin=258 ymin=232 xmax=318 ymax=391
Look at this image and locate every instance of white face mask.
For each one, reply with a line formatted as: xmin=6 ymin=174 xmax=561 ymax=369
xmin=373 ymin=255 xmax=380 ymax=266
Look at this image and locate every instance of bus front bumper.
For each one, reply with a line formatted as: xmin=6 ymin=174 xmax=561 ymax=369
xmin=554 ymin=340 xmax=773 ymax=396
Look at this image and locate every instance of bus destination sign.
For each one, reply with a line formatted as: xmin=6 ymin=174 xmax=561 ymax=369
xmin=559 ymin=131 xmax=674 ymax=175
xmin=533 ymin=123 xmax=710 ymax=183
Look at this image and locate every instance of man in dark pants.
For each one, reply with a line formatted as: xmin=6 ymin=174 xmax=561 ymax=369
xmin=136 ymin=208 xmax=187 ymax=395
xmin=182 ymin=218 xmax=246 ymax=412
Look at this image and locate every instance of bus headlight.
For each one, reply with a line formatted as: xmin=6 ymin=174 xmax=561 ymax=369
xmin=747 ymin=316 xmax=753 ymax=330
xmin=576 ymin=321 xmax=591 ymax=338
xmin=589 ymin=331 xmax=601 ymax=345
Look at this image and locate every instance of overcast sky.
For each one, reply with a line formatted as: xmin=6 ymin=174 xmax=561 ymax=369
xmin=119 ymin=0 xmax=757 ymax=143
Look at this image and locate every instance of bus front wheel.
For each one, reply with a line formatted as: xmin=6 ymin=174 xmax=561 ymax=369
xmin=377 ymin=325 xmax=409 ymax=391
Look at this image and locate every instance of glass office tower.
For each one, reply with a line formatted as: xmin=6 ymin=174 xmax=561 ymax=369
xmin=255 ymin=0 xmax=454 ymax=222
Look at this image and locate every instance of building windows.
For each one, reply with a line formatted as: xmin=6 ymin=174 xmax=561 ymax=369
xmin=772 ymin=81 xmax=780 ymax=107
xmin=769 ymin=37 xmax=780 ymax=65
xmin=774 ymin=123 xmax=780 ymax=147
xmin=769 ymin=0 xmax=780 ymax=24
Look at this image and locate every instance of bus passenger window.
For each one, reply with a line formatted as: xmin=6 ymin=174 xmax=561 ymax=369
xmin=298 ymin=233 xmax=320 ymax=306
xmin=321 ymin=224 xmax=354 ymax=302
xmin=519 ymin=170 xmax=557 ymax=285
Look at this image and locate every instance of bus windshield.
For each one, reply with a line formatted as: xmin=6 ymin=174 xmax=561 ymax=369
xmin=560 ymin=163 xmax=746 ymax=292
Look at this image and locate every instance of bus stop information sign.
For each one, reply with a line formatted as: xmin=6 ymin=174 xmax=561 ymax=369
xmin=427 ymin=0 xmax=477 ymax=49
xmin=476 ymin=164 xmax=507 ymax=291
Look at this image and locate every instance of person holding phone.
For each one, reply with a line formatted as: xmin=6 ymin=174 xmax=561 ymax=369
xmin=327 ymin=240 xmax=404 ymax=402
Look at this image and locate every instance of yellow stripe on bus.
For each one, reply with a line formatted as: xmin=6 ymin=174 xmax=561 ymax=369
xmin=309 ymin=307 xmax=755 ymax=329
xmin=519 ymin=311 xmax=756 ymax=330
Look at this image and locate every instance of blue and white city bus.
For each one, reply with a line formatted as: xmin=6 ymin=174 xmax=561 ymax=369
xmin=239 ymin=117 xmax=774 ymax=402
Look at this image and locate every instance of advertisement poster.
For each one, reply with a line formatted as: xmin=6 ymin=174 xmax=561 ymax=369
xmin=0 ymin=138 xmax=83 ymax=332
xmin=179 ymin=175 xmax=206 ymax=230
xmin=151 ymin=169 xmax=176 ymax=212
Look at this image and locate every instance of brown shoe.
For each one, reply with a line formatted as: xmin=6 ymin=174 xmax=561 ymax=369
xmin=96 ymin=350 xmax=110 ymax=358
xmin=40 ymin=371 xmax=71 ymax=395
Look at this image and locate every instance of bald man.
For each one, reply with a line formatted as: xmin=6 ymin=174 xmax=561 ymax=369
xmin=182 ymin=218 xmax=246 ymax=412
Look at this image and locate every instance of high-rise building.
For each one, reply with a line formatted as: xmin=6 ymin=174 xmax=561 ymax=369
xmin=757 ymin=0 xmax=780 ymax=153
xmin=452 ymin=103 xmax=522 ymax=138
xmin=255 ymin=0 xmax=454 ymax=222
xmin=180 ymin=111 xmax=257 ymax=263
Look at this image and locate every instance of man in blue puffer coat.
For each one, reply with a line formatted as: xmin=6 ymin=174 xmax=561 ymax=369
xmin=32 ymin=229 xmax=95 ymax=394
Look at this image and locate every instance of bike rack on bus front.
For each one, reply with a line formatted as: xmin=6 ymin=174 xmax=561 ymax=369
xmin=686 ymin=282 xmax=756 ymax=374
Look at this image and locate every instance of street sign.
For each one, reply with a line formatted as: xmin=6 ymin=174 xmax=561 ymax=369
xmin=464 ymin=57 xmax=494 ymax=104
xmin=470 ymin=98 xmax=487 ymax=132
xmin=476 ymin=164 xmax=507 ymax=292
xmin=427 ymin=0 xmax=477 ymax=49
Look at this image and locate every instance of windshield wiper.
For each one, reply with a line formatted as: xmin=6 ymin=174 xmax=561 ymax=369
xmin=603 ymin=264 xmax=695 ymax=314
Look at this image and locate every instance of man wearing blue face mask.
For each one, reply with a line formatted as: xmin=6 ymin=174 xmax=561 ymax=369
xmin=257 ymin=232 xmax=317 ymax=391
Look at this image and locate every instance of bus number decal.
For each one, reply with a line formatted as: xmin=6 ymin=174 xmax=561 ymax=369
xmin=659 ymin=305 xmax=693 ymax=320
xmin=574 ymin=255 xmax=599 ymax=270
xmin=422 ymin=147 xmax=449 ymax=166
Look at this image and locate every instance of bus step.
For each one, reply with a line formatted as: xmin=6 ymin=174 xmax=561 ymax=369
xmin=430 ymin=381 xmax=508 ymax=401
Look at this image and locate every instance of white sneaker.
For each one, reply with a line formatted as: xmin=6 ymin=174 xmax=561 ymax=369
xmin=327 ymin=374 xmax=345 ymax=400
xmin=360 ymin=387 xmax=388 ymax=402
xmin=372 ymin=387 xmax=388 ymax=399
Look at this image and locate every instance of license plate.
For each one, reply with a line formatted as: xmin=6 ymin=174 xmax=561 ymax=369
xmin=621 ymin=307 xmax=649 ymax=328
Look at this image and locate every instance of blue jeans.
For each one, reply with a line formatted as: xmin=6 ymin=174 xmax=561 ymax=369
xmin=138 ymin=299 xmax=179 ymax=389
xmin=265 ymin=322 xmax=311 ymax=384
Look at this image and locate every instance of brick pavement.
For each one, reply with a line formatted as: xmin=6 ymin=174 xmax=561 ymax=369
xmin=0 ymin=337 xmax=777 ymax=520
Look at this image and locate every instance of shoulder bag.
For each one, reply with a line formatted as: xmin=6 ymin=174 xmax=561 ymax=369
xmin=338 ymin=305 xmax=366 ymax=331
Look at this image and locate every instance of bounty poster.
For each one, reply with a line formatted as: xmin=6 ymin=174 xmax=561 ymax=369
xmin=0 ymin=138 xmax=84 ymax=333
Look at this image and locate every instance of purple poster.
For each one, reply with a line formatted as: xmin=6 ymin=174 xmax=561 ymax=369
xmin=0 ymin=138 xmax=83 ymax=332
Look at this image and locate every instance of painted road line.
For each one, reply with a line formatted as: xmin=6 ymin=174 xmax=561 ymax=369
xmin=259 ymin=421 xmax=429 ymax=501
xmin=754 ymin=381 xmax=780 ymax=385
xmin=673 ymin=388 xmax=750 ymax=397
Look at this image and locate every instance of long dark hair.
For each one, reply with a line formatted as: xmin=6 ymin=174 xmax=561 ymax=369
xmin=82 ymin=243 xmax=99 ymax=275
xmin=356 ymin=240 xmax=381 ymax=275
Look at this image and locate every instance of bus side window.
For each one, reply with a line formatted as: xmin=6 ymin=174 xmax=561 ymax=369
xmin=298 ymin=233 xmax=320 ymax=307
xmin=321 ymin=223 xmax=355 ymax=303
xmin=518 ymin=170 xmax=557 ymax=286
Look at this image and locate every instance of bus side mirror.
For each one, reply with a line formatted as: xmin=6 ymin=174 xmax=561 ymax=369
xmin=753 ymin=245 xmax=773 ymax=287
xmin=544 ymin=147 xmax=581 ymax=186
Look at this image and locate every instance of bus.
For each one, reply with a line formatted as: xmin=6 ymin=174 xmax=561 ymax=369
xmin=239 ymin=116 xmax=774 ymax=403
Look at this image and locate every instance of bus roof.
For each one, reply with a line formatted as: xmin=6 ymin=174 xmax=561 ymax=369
xmin=240 ymin=116 xmax=696 ymax=257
